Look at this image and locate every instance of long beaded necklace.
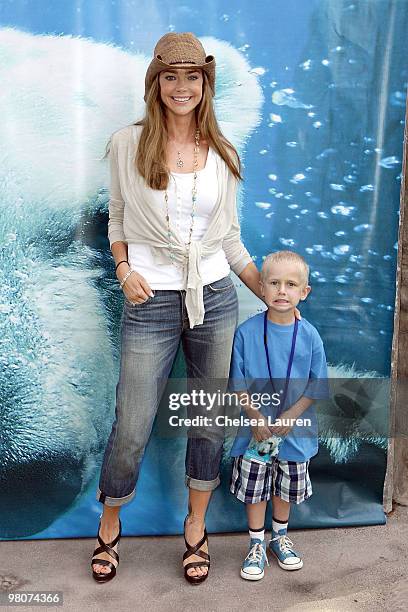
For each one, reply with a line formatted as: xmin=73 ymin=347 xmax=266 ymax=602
xmin=164 ymin=128 xmax=200 ymax=266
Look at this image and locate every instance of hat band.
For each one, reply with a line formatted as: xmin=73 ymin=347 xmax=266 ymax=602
xmin=168 ymin=59 xmax=197 ymax=64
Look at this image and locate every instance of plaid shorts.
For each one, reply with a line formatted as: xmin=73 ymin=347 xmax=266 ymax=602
xmin=230 ymin=455 xmax=312 ymax=504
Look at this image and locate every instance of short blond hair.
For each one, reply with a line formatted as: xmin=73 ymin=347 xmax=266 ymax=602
xmin=261 ymin=251 xmax=309 ymax=285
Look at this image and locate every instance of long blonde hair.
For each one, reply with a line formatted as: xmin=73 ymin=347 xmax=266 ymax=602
xmin=133 ymin=71 xmax=242 ymax=190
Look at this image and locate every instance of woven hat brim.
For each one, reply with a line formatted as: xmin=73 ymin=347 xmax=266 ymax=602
xmin=153 ymin=54 xmax=215 ymax=69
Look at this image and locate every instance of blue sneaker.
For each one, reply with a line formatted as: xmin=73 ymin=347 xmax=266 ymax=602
xmin=269 ymin=530 xmax=303 ymax=570
xmin=240 ymin=538 xmax=269 ymax=581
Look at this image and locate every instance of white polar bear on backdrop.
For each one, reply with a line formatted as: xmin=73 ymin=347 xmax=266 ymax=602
xmin=0 ymin=27 xmax=263 ymax=537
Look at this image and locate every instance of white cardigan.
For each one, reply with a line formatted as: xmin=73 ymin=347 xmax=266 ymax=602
xmin=108 ymin=124 xmax=252 ymax=328
xmin=127 ymin=146 xmax=230 ymax=288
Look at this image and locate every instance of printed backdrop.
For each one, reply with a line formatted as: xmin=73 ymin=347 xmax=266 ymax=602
xmin=0 ymin=0 xmax=407 ymax=539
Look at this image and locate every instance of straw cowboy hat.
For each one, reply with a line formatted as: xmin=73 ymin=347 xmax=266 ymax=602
xmin=144 ymin=32 xmax=216 ymax=102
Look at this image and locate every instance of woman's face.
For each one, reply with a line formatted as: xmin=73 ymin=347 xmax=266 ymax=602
xmin=159 ymin=68 xmax=203 ymax=117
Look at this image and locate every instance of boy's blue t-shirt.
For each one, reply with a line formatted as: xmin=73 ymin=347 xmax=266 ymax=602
xmin=229 ymin=312 xmax=329 ymax=462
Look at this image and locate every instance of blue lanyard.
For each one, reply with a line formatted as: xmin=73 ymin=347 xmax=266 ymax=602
xmin=263 ymin=311 xmax=298 ymax=417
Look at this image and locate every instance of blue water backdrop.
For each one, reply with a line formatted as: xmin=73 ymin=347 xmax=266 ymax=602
xmin=1 ymin=0 xmax=406 ymax=538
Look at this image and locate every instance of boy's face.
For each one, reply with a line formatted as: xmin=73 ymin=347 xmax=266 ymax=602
xmin=260 ymin=261 xmax=311 ymax=313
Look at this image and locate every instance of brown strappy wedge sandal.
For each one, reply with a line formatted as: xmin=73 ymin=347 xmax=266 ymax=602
xmin=183 ymin=515 xmax=210 ymax=585
xmin=91 ymin=515 xmax=122 ymax=583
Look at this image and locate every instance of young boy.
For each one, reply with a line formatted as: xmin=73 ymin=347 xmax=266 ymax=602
xmin=229 ymin=250 xmax=329 ymax=580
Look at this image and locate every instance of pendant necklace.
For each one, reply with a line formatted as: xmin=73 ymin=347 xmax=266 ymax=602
xmin=176 ymin=150 xmax=184 ymax=168
xmin=164 ymin=128 xmax=200 ymax=266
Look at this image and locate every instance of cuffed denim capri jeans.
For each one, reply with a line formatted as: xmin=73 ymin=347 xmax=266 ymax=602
xmin=96 ymin=274 xmax=238 ymax=507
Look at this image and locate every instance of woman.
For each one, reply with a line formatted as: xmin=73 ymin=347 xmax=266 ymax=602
xmin=91 ymin=32 xmax=262 ymax=584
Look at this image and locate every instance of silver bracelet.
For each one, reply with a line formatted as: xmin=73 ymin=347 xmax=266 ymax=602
xmin=119 ymin=269 xmax=134 ymax=288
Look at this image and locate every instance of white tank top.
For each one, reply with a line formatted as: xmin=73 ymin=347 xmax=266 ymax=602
xmin=127 ymin=147 xmax=230 ymax=289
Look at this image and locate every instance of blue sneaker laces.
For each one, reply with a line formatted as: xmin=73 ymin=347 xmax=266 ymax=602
xmin=270 ymin=534 xmax=297 ymax=557
xmin=245 ymin=542 xmax=270 ymax=566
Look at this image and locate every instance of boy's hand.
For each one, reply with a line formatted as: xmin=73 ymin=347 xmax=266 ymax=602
xmin=250 ymin=415 xmax=272 ymax=442
xmin=243 ymin=406 xmax=271 ymax=441
xmin=270 ymin=397 xmax=313 ymax=436
xmin=268 ymin=409 xmax=296 ymax=437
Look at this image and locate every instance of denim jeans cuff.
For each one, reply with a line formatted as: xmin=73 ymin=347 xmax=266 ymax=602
xmin=184 ymin=474 xmax=220 ymax=491
xmin=96 ymin=487 xmax=136 ymax=507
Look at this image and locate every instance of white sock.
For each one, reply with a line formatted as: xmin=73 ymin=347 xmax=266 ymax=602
xmin=249 ymin=527 xmax=265 ymax=542
xmin=272 ymin=517 xmax=288 ymax=536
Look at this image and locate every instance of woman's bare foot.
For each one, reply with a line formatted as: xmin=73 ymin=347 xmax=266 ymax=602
xmin=183 ymin=514 xmax=209 ymax=578
xmin=92 ymin=513 xmax=121 ymax=576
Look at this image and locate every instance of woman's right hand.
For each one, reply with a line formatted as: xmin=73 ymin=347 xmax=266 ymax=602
xmin=117 ymin=266 xmax=154 ymax=304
